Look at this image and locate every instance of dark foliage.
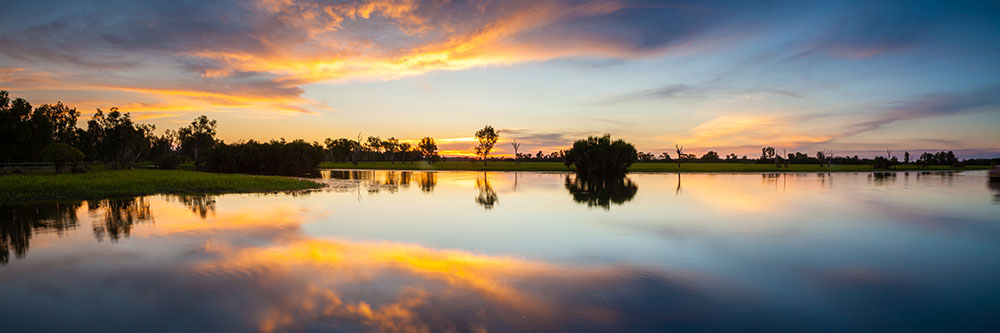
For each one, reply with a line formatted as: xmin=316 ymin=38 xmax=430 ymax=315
xmin=203 ymin=139 xmax=325 ymax=176
xmin=564 ymin=135 xmax=638 ymax=177
xmin=41 ymin=143 xmax=84 ymax=173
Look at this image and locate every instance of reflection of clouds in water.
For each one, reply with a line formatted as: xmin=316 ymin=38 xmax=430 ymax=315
xmin=193 ymin=236 xmax=745 ymax=332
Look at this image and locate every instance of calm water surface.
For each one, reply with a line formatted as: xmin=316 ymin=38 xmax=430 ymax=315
xmin=2 ymin=170 xmax=999 ymax=331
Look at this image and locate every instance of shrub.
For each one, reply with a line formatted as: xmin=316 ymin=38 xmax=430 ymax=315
xmin=155 ymin=154 xmax=184 ymax=169
xmin=203 ymin=139 xmax=325 ymax=176
xmin=41 ymin=143 xmax=85 ymax=173
xmin=564 ymin=135 xmax=638 ymax=177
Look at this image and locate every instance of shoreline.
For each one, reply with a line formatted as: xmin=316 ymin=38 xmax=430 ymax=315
xmin=318 ymin=161 xmax=988 ymax=174
xmin=0 ymin=169 xmax=324 ymax=202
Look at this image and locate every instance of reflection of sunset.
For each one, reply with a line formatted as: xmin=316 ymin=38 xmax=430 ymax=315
xmin=198 ymin=237 xmax=558 ymax=331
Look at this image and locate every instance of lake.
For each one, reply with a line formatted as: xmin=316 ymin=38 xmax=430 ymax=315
xmin=2 ymin=170 xmax=999 ymax=331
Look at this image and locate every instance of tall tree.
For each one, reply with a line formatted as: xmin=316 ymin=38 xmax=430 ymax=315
xmin=177 ymin=115 xmax=218 ymax=165
xmin=384 ymin=137 xmax=399 ymax=163
xmin=89 ymin=108 xmax=153 ymax=169
xmin=36 ymin=102 xmax=79 ymax=144
xmin=418 ymin=137 xmax=438 ymax=162
xmin=474 ymin=125 xmax=499 ymax=166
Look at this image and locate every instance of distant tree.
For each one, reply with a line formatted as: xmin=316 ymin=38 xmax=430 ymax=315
xmin=203 ymin=139 xmax=324 ymax=176
xmin=324 ymin=138 xmax=357 ymax=162
xmin=872 ymin=156 xmax=893 ymax=170
xmin=398 ymin=142 xmax=412 ymax=163
xmin=366 ymin=136 xmax=383 ymax=161
xmin=418 ymin=137 xmax=439 ymax=162
xmin=150 ymin=129 xmax=182 ymax=169
xmin=675 ymin=144 xmax=684 ymax=168
xmin=177 ymin=115 xmax=217 ymax=165
xmin=35 ymin=102 xmax=79 ymax=145
xmin=384 ymin=137 xmax=399 ymax=163
xmin=701 ymin=151 xmax=721 ymax=162
xmin=88 ymin=108 xmax=153 ymax=169
xmin=41 ymin=143 xmax=84 ymax=173
xmin=761 ymin=146 xmax=776 ymax=167
xmin=474 ymin=125 xmax=499 ymax=166
xmin=659 ymin=152 xmax=672 ymax=162
xmin=816 ymin=151 xmax=826 ymax=167
xmin=725 ymin=153 xmax=738 ymax=162
xmin=511 ymin=139 xmax=521 ymax=164
xmin=904 ymin=151 xmax=910 ymax=165
xmin=564 ymin=135 xmax=638 ymax=177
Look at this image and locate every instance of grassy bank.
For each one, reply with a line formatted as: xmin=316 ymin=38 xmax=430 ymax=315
xmin=0 ymin=169 xmax=323 ymax=202
xmin=318 ymin=161 xmax=988 ymax=173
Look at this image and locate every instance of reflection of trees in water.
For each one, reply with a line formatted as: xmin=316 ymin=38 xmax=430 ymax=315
xmin=565 ymin=175 xmax=638 ymax=209
xmin=990 ymin=181 xmax=1000 ymax=203
xmin=166 ymin=194 xmax=217 ymax=218
xmin=323 ymin=170 xmax=434 ymax=194
xmin=90 ymin=197 xmax=153 ymax=242
xmin=475 ymin=173 xmax=498 ymax=209
xmin=1 ymin=201 xmax=82 ymax=264
xmin=418 ymin=172 xmax=437 ymax=193
xmin=0 ymin=196 xmax=183 ymax=264
xmin=868 ymin=172 xmax=897 ymax=185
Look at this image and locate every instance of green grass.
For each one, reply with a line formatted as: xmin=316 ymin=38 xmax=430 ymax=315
xmin=318 ymin=161 xmax=988 ymax=173
xmin=0 ymin=169 xmax=323 ymax=202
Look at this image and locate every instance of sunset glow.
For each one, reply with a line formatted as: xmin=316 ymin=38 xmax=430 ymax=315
xmin=2 ymin=0 xmax=999 ymax=157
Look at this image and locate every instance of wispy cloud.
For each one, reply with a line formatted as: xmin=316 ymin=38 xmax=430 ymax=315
xmin=839 ymin=86 xmax=1000 ymax=138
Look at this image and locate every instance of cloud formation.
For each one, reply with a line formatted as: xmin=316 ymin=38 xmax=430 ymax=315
xmin=0 ymin=0 xmax=768 ymax=116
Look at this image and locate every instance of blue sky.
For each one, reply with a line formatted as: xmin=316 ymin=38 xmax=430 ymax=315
xmin=2 ymin=0 xmax=999 ymax=157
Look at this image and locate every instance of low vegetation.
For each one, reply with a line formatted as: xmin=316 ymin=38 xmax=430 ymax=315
xmin=0 ymin=169 xmax=323 ymax=202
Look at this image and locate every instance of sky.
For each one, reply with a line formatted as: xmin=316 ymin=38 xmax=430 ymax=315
xmin=2 ymin=0 xmax=999 ymax=158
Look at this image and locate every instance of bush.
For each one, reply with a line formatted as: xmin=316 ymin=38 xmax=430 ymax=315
xmin=41 ymin=143 xmax=85 ymax=173
xmin=203 ymin=139 xmax=325 ymax=176
xmin=155 ymin=154 xmax=184 ymax=169
xmin=564 ymin=135 xmax=638 ymax=177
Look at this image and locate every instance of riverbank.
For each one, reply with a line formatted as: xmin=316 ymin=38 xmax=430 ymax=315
xmin=318 ymin=161 xmax=988 ymax=173
xmin=0 ymin=169 xmax=323 ymax=202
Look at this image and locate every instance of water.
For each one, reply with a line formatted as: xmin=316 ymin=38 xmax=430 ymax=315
xmin=2 ymin=170 xmax=999 ymax=331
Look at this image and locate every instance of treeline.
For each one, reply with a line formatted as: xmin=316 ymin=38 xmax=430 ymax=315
xmin=323 ymin=136 xmax=440 ymax=164
xmin=0 ymin=91 xmax=328 ymax=176
xmin=479 ymin=146 xmax=996 ymax=170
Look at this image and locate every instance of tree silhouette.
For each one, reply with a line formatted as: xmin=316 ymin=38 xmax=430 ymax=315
xmin=474 ymin=125 xmax=499 ymax=166
xmin=177 ymin=115 xmax=217 ymax=165
xmin=564 ymin=135 xmax=638 ymax=177
xmin=418 ymin=137 xmax=439 ymax=162
xmin=675 ymin=144 xmax=684 ymax=168
xmin=511 ymin=139 xmax=521 ymax=164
